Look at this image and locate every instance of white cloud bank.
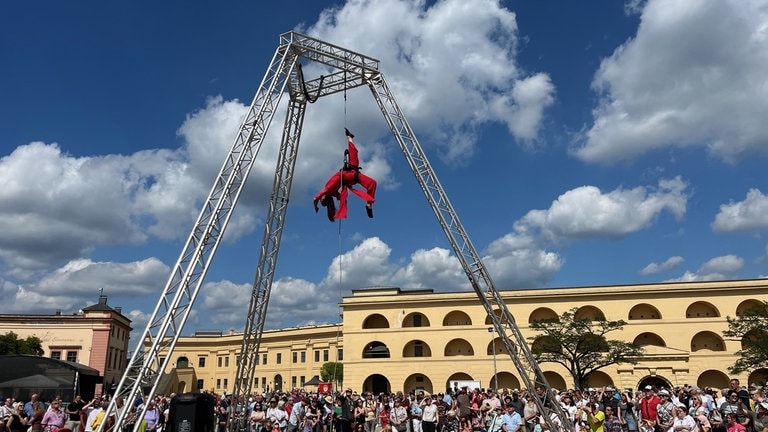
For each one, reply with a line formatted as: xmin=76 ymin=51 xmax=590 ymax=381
xmin=575 ymin=0 xmax=768 ymax=164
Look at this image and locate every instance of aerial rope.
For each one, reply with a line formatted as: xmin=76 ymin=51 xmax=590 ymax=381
xmin=297 ymin=62 xmax=324 ymax=103
xmin=331 ymin=61 xmax=348 ymax=391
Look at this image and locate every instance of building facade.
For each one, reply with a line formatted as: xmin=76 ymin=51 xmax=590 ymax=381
xmin=0 ymin=294 xmax=132 ymax=396
xmin=154 ymin=278 xmax=768 ymax=395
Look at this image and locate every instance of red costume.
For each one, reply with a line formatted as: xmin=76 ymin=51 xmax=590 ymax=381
xmin=314 ymin=130 xmax=377 ymax=221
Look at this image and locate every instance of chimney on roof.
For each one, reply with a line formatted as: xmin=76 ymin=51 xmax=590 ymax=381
xmin=114 ymin=307 xmax=122 ymax=314
xmin=55 ymin=309 xmax=61 ymax=316
xmin=98 ymin=294 xmax=108 ymax=305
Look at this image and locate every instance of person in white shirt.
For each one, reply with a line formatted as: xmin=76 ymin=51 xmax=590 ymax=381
xmin=421 ymin=397 xmax=439 ymax=432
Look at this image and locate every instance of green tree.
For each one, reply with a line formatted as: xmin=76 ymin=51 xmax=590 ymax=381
xmin=320 ymin=362 xmax=344 ymax=388
xmin=0 ymin=331 xmax=44 ymax=356
xmin=723 ymin=301 xmax=768 ymax=373
xmin=528 ymin=307 xmax=643 ymax=389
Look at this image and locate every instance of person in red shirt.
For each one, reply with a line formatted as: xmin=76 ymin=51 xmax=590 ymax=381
xmin=639 ymin=386 xmax=661 ymax=431
xmin=314 ymin=129 xmax=377 ymax=222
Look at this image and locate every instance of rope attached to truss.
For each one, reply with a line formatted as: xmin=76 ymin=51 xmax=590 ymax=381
xmin=297 ymin=62 xmax=324 ymax=103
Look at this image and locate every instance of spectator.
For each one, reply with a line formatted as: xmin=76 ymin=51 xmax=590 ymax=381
xmin=41 ymin=400 xmax=66 ymax=432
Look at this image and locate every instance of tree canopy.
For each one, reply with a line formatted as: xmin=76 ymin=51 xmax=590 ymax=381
xmin=320 ymin=361 xmax=343 ymax=387
xmin=0 ymin=331 xmax=44 ymax=356
xmin=723 ymin=301 xmax=768 ymax=374
xmin=528 ymin=307 xmax=643 ymax=389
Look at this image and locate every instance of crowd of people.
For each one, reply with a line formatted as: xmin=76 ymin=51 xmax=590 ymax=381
xmin=0 ymin=392 xmax=165 ymax=432
xmin=2 ymin=378 xmax=767 ymax=432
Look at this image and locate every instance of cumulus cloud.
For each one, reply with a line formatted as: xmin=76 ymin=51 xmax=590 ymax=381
xmin=712 ymin=188 xmax=768 ymax=232
xmin=513 ymin=177 xmax=688 ymax=243
xmin=305 ymin=0 xmax=555 ymax=162
xmin=665 ymin=254 xmax=744 ymax=282
xmin=640 ymin=256 xmax=684 ymax=275
xmin=575 ymin=0 xmax=768 ymax=164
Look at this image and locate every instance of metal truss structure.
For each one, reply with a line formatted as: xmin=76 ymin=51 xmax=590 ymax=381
xmin=99 ymin=31 xmax=572 ymax=432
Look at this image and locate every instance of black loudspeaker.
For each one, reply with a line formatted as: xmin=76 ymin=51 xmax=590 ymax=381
xmin=167 ymin=393 xmax=216 ymax=432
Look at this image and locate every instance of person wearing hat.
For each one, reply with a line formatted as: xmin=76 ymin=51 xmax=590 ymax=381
xmin=639 ymin=387 xmax=660 ymax=431
xmin=655 ymin=390 xmax=675 ymax=432
xmin=754 ymin=402 xmax=768 ymax=431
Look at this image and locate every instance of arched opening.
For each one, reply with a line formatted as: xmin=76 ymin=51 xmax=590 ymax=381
xmin=403 ymin=312 xmax=430 ymax=327
xmin=404 ymin=373 xmax=434 ymax=394
xmin=736 ymin=299 xmax=767 ymax=316
xmin=529 ymin=307 xmax=558 ymax=324
xmin=691 ymin=331 xmax=725 ymax=352
xmin=445 ymin=339 xmax=474 ymax=356
xmin=490 ymin=372 xmax=520 ymax=391
xmin=274 ymin=374 xmax=283 ymax=391
xmin=530 ymin=335 xmax=562 ymax=354
xmin=486 ymin=337 xmax=511 ymax=356
xmin=586 ymin=370 xmax=613 ymax=388
xmin=574 ymin=306 xmax=606 ymax=321
xmin=633 ymin=332 xmax=667 ymax=347
xmin=485 ymin=309 xmax=506 ymax=325
xmin=446 ymin=373 xmax=475 ymax=393
xmin=403 ymin=340 xmax=432 ymax=357
xmin=362 ymin=341 xmax=391 ymax=358
xmin=176 ymin=356 xmax=189 ymax=368
xmin=686 ymin=301 xmax=720 ymax=318
xmin=543 ymin=372 xmax=567 ymax=390
xmin=362 ymin=314 xmax=390 ymax=329
xmin=443 ymin=311 xmax=472 ymax=326
xmin=741 ymin=329 xmax=766 ymax=350
xmin=748 ymin=368 xmax=768 ymax=388
xmin=363 ymin=373 xmax=391 ymax=395
xmin=637 ymin=375 xmax=672 ymax=391
xmin=628 ymin=304 xmax=662 ymax=320
xmin=696 ymin=370 xmax=730 ymax=390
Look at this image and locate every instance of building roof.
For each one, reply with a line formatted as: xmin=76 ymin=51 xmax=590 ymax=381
xmin=82 ymin=294 xmax=118 ymax=312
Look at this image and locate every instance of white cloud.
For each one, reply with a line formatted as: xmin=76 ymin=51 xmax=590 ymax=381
xmin=665 ymin=254 xmax=744 ymax=282
xmin=712 ymin=188 xmax=768 ymax=232
xmin=575 ymin=0 xmax=768 ymax=164
xmin=640 ymin=256 xmax=684 ymax=275
xmin=305 ymin=0 xmax=555 ymax=162
xmin=513 ymin=177 xmax=688 ymax=243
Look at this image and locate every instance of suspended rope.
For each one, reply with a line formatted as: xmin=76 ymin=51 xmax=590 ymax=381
xmin=297 ymin=62 xmax=324 ymax=103
xmin=331 ymin=60 xmax=349 ymax=392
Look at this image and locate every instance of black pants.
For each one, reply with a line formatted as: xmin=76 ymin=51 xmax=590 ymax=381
xmin=423 ymin=421 xmax=436 ymax=432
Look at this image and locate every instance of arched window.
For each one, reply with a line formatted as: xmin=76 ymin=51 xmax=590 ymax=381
xmin=363 ymin=341 xmax=391 ymax=358
xmin=444 ymin=339 xmax=474 ymax=356
xmin=363 ymin=314 xmax=390 ymax=329
xmin=529 ymin=307 xmax=558 ymax=324
xmin=403 ymin=313 xmax=430 ymax=327
xmin=574 ymin=306 xmax=606 ymax=321
xmin=691 ymin=331 xmax=725 ymax=352
xmin=633 ymin=332 xmax=666 ymax=347
xmin=443 ymin=311 xmax=472 ymax=326
xmin=177 ymin=356 xmax=189 ymax=368
xmin=403 ymin=340 xmax=432 ymax=358
xmin=628 ymin=304 xmax=662 ymax=320
xmin=686 ymin=302 xmax=720 ymax=318
xmin=736 ymin=299 xmax=767 ymax=316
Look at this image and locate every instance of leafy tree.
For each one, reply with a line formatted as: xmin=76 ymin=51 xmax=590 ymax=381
xmin=320 ymin=361 xmax=343 ymax=388
xmin=528 ymin=307 xmax=643 ymax=389
xmin=723 ymin=301 xmax=768 ymax=373
xmin=0 ymin=331 xmax=44 ymax=356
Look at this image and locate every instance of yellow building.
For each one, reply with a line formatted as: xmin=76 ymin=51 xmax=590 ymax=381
xmin=155 ymin=278 xmax=768 ymax=395
xmin=0 ymin=294 xmax=132 ymax=396
xmin=159 ymin=325 xmax=343 ymax=395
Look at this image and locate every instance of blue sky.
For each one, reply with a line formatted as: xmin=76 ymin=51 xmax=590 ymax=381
xmin=2 ymin=0 xmax=768 ymax=345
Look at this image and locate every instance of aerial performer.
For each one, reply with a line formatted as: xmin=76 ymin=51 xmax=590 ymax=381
xmin=313 ymin=128 xmax=377 ymax=222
